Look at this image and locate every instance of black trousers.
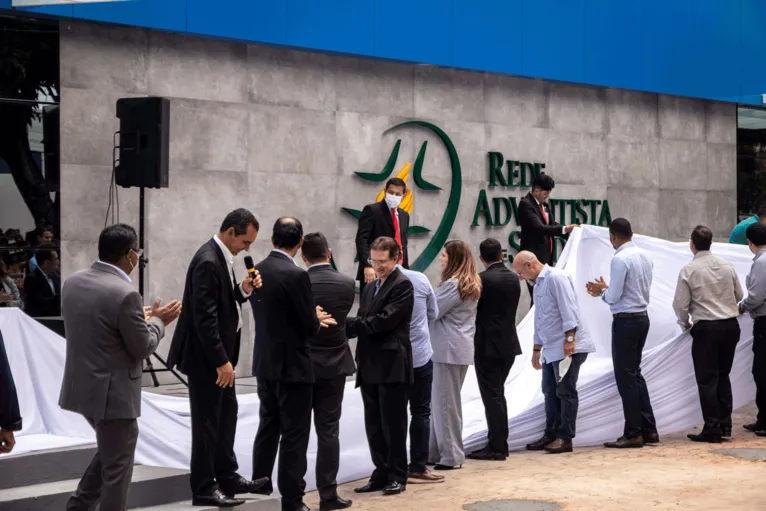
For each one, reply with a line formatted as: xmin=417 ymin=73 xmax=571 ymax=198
xmin=542 ymin=353 xmax=587 ymax=440
xmin=753 ymin=317 xmax=766 ymax=427
xmin=408 ymin=360 xmax=433 ymax=473
xmin=252 ymin=378 xmax=313 ymax=511
xmin=690 ymin=318 xmax=740 ymax=436
xmin=475 ymin=354 xmax=515 ymax=454
xmin=312 ymin=377 xmax=346 ymax=502
xmin=66 ymin=417 xmax=138 ymax=511
xmin=188 ymin=374 xmax=239 ymax=496
xmin=611 ymin=315 xmax=657 ymax=438
xmin=361 ymin=382 xmax=409 ymax=486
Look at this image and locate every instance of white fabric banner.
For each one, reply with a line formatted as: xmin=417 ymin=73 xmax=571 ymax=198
xmin=2 ymin=225 xmax=757 ymax=493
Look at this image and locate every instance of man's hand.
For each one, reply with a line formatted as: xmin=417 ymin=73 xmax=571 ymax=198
xmin=532 ymin=351 xmax=542 ymax=370
xmin=565 ymin=224 xmax=580 ymax=234
xmin=143 ymin=305 xmax=152 ymax=322
xmin=242 ymin=270 xmax=262 ymax=294
xmin=216 ymin=361 xmax=235 ymax=388
xmin=586 ymin=276 xmax=608 ymax=297
xmin=0 ymin=430 xmax=15 ymax=454
xmin=364 ymin=267 xmax=376 ymax=284
xmin=316 ymin=306 xmax=338 ymax=328
xmin=150 ymin=298 xmax=182 ymax=326
xmin=0 ymin=292 xmax=10 ymax=304
xmin=564 ymin=339 xmax=576 ymax=356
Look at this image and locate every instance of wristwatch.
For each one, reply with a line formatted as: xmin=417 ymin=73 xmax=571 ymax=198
xmin=565 ymin=335 xmax=575 ymax=343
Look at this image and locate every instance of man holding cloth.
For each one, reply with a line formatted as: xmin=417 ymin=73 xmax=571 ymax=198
xmin=739 ymin=222 xmax=766 ymax=436
xmin=673 ymin=226 xmax=743 ymax=443
xmin=513 ymin=251 xmax=593 ymax=454
xmin=586 ymin=218 xmax=659 ymax=449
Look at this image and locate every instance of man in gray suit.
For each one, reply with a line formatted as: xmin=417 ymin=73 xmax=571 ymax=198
xmin=59 ymin=224 xmax=182 ymax=511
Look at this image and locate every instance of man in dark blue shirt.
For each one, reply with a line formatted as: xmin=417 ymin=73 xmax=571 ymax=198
xmin=0 ymin=329 xmax=21 ymax=453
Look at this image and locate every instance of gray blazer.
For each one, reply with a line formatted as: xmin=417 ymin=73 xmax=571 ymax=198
xmin=58 ymin=262 xmax=165 ymax=421
xmin=429 ymin=278 xmax=478 ymax=366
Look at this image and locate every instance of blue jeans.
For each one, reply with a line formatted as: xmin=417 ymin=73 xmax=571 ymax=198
xmin=542 ymin=353 xmax=587 ymax=441
xmin=408 ymin=359 xmax=433 ymax=473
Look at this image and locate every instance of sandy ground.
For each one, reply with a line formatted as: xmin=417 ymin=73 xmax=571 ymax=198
xmin=303 ymin=403 xmax=766 ymax=511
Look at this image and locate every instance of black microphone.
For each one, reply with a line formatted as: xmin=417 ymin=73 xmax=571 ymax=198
xmin=244 ymin=256 xmax=256 ymax=281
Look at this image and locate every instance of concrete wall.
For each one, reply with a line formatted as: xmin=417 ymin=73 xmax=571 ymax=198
xmin=58 ymin=21 xmax=737 ymax=379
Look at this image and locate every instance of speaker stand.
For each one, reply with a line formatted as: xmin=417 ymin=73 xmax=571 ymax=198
xmin=138 ymin=186 xmax=188 ymax=388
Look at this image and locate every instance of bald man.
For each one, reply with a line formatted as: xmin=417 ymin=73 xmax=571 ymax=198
xmin=512 ymin=251 xmax=595 ymax=454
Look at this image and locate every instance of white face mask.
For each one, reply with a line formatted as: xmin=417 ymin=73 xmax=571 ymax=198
xmin=385 ymin=193 xmax=403 ymax=209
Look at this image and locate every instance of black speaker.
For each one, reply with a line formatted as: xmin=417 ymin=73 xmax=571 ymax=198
xmin=42 ymin=105 xmax=59 ymax=191
xmin=115 ymin=97 xmax=170 ymax=189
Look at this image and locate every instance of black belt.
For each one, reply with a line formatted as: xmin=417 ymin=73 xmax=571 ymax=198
xmin=613 ymin=311 xmax=648 ymax=319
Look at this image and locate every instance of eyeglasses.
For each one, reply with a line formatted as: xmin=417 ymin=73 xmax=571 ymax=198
xmin=367 ymin=258 xmax=391 ymax=266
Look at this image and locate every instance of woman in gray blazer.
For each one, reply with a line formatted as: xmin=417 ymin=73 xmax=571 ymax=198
xmin=428 ymin=240 xmax=481 ymax=469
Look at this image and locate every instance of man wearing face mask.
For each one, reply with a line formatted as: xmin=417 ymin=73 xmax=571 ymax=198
xmin=518 ymin=173 xmax=578 ymax=305
xmin=59 ymin=224 xmax=182 ymax=510
xmin=355 ymin=178 xmax=410 ymax=293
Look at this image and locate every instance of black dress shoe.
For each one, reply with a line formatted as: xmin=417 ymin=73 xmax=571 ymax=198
xmin=755 ymin=430 xmax=766 ymax=437
xmin=722 ymin=428 xmax=732 ymax=438
xmin=744 ymin=422 xmax=766 ymax=432
xmin=526 ymin=435 xmax=556 ymax=451
xmin=220 ymin=475 xmax=271 ymax=497
xmin=382 ymin=482 xmax=406 ymax=495
xmin=688 ymin=433 xmax=722 ymax=443
xmin=604 ymin=435 xmax=644 ymax=448
xmin=643 ymin=432 xmax=660 ymax=444
xmin=320 ymin=497 xmax=353 ymax=510
xmin=466 ymin=450 xmax=507 ymax=461
xmin=192 ymin=489 xmax=245 ymax=507
xmin=544 ymin=439 xmax=573 ymax=454
xmin=433 ymin=464 xmax=461 ymax=470
xmin=354 ymin=481 xmax=385 ymax=493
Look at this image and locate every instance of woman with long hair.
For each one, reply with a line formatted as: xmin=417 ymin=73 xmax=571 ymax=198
xmin=0 ymin=259 xmax=23 ymax=309
xmin=428 ymin=240 xmax=481 ymax=469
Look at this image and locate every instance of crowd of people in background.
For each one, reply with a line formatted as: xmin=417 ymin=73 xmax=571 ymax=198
xmin=0 ymin=218 xmax=61 ymax=316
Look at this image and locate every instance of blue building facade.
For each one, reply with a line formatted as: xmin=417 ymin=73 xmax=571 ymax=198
xmin=2 ymin=0 xmax=765 ymax=105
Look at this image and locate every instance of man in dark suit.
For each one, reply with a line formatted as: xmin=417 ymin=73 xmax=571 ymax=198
xmin=23 ymin=248 xmax=61 ymax=317
xmin=168 ymin=209 xmax=268 ymax=508
xmin=467 ymin=238 xmax=522 ymax=461
xmin=347 ymin=236 xmax=414 ymax=496
xmin=300 ymin=232 xmax=355 ymax=511
xmin=355 ymin=178 xmax=410 ymax=293
xmin=250 ymin=218 xmax=336 ymax=511
xmin=59 ymin=224 xmax=182 ymax=510
xmin=0 ymin=329 xmax=21 ymax=454
xmin=518 ymin=174 xmax=576 ymax=304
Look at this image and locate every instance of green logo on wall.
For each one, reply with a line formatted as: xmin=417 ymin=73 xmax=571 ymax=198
xmin=339 ymin=121 xmax=463 ymax=272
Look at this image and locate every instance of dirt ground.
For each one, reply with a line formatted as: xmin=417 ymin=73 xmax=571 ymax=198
xmin=304 ymin=404 xmax=766 ymax=511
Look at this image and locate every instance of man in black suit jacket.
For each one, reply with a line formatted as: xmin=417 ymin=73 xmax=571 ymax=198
xmin=168 ymin=209 xmax=268 ymax=508
xmin=250 ymin=218 xmax=336 ymax=511
xmin=467 ymin=239 xmax=522 ymax=461
xmin=23 ymin=249 xmax=60 ymax=317
xmin=347 ymin=236 xmax=414 ymax=496
xmin=518 ymin=174 xmax=576 ymax=304
xmin=0 ymin=329 xmax=21 ymax=454
xmin=300 ymin=232 xmax=355 ymax=511
xmin=355 ymin=178 xmax=410 ymax=293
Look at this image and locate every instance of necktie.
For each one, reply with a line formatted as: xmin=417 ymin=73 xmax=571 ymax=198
xmin=540 ymin=203 xmax=553 ymax=254
xmin=391 ymin=208 xmax=403 ymax=255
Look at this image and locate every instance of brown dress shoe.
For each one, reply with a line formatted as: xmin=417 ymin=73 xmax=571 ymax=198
xmin=407 ymin=470 xmax=445 ymax=483
xmin=526 ymin=434 xmax=556 ymax=451
xmin=544 ymin=439 xmax=573 ymax=454
xmin=643 ymin=432 xmax=660 ymax=444
xmin=604 ymin=435 xmax=644 ymax=448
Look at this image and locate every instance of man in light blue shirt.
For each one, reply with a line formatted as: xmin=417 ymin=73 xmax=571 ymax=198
xmin=586 ymin=218 xmax=658 ymax=449
xmin=512 ymin=251 xmax=594 ymax=454
xmin=397 ymin=264 xmax=442 ymax=483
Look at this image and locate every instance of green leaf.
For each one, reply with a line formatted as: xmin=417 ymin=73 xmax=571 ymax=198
xmin=413 ymin=141 xmax=441 ymax=191
xmin=354 ymin=139 xmax=400 ymax=182
xmin=341 ymin=207 xmax=362 ymax=219
xmin=407 ymin=225 xmax=431 ymax=235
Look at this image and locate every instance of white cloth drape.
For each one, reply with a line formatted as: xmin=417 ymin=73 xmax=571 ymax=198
xmin=3 ymin=225 xmax=756 ymax=495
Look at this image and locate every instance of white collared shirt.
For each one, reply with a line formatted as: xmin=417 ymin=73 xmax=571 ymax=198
xmin=97 ymin=261 xmax=132 ymax=283
xmin=213 ymin=235 xmax=250 ymax=331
